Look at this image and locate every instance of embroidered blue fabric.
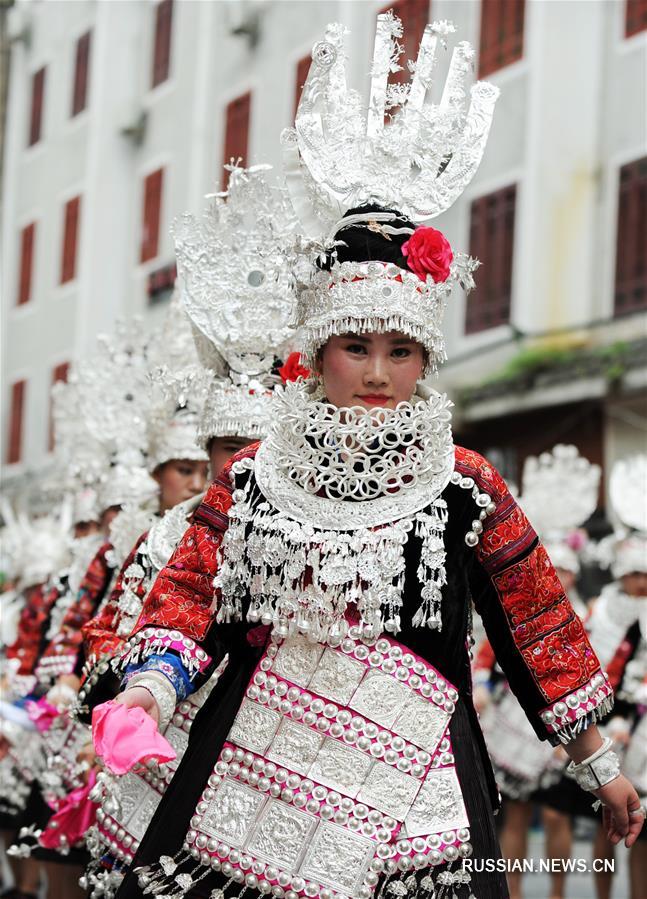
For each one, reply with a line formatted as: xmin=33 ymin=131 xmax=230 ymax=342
xmin=122 ymin=653 xmax=194 ymax=701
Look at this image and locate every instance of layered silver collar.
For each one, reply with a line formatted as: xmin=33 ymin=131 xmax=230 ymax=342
xmin=255 ymin=380 xmax=455 ymax=529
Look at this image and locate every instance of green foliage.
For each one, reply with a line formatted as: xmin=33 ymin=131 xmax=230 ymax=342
xmin=460 ymin=340 xmax=633 ymax=406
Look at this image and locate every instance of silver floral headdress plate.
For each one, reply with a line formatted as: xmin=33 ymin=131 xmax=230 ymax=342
xmin=173 ymin=165 xmax=299 ymax=442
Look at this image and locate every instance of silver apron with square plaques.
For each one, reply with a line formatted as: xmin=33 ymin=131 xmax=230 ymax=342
xmin=186 ymin=624 xmax=471 ymax=899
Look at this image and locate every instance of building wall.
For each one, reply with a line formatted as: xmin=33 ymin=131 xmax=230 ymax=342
xmin=2 ymin=0 xmax=645 ymax=496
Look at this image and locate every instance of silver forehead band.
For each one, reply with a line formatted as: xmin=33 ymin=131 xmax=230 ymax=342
xmin=297 ymin=260 xmax=449 ymax=374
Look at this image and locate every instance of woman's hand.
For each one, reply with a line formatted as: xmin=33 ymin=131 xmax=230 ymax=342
xmin=594 ymin=775 xmax=645 ymax=847
xmin=115 ymin=686 xmax=159 ymax=725
xmin=58 ymin=673 xmax=81 ymax=692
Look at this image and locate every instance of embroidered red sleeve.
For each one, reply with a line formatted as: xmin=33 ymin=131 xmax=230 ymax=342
xmin=457 ymin=446 xmax=613 ymax=743
xmin=41 ymin=543 xmax=115 ymax=665
xmin=133 ymin=445 xmax=258 ymax=644
xmin=606 ymin=628 xmax=638 ymax=693
xmin=81 ymin=532 xmax=148 ymax=664
xmin=6 ymin=583 xmax=58 ymax=675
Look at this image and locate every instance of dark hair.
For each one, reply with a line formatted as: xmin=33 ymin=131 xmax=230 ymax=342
xmin=319 ymin=204 xmax=415 ymax=271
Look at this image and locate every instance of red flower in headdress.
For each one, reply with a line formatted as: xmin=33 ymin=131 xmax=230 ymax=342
xmin=279 ymin=352 xmax=311 ymax=384
xmin=402 ymin=226 xmax=453 ymax=283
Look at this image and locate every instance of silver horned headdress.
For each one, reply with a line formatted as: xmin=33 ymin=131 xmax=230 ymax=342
xmin=50 ymin=372 xmax=105 ymax=523
xmin=520 ymin=445 xmax=601 ymax=574
xmin=146 ymin=289 xmax=209 ymax=471
xmin=75 ymin=321 xmax=158 ymax=510
xmin=173 ymin=165 xmax=298 ymax=444
xmin=607 ymin=455 xmax=647 ymax=578
xmin=281 ymin=15 xmax=499 ymax=372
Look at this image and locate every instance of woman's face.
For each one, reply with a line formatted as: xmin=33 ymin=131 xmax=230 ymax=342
xmin=100 ymin=505 xmax=122 ymax=533
xmin=320 ymin=332 xmax=425 ymax=411
xmin=208 ymin=436 xmax=255 ymax=480
xmin=73 ymin=520 xmax=100 ymax=539
xmin=621 ymin=572 xmax=647 ymax=598
xmin=154 ymin=458 xmax=209 ymax=512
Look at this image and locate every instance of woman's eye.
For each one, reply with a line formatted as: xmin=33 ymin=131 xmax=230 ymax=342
xmin=345 ymin=343 xmax=367 ymax=355
xmin=392 ymin=347 xmax=412 ymax=358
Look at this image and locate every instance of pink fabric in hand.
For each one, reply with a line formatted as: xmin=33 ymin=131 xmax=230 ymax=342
xmin=92 ymin=700 xmax=176 ymax=775
xmin=39 ymin=770 xmax=98 ymax=850
xmin=25 ymin=697 xmax=60 ymax=734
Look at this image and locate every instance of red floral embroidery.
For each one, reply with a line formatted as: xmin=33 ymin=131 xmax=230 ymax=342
xmin=520 ymin=617 xmax=599 ymax=702
xmin=606 ymin=631 xmax=637 ymax=692
xmin=134 ymin=447 xmax=256 ymax=644
xmin=512 ymin=597 xmax=574 ymax=646
xmin=477 ymin=505 xmax=536 ymax=571
xmin=492 ymin=545 xmax=564 ymax=630
xmin=41 ymin=543 xmax=115 ymax=666
xmin=6 ymin=583 xmax=59 ymax=675
xmin=457 ymin=445 xmax=606 ymax=717
xmin=455 ymin=446 xmax=509 ymax=503
xmin=81 ymin=532 xmax=148 ymax=663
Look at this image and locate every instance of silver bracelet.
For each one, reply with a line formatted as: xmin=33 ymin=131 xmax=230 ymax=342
xmin=125 ymin=671 xmax=177 ymax=732
xmin=566 ymin=737 xmax=621 ymax=791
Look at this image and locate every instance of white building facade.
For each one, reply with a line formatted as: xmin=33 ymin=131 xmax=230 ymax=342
xmin=2 ymin=0 xmax=646 ymax=509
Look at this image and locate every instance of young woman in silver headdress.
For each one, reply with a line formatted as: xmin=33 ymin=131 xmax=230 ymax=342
xmin=93 ymin=16 xmax=643 ymax=899
xmin=76 ymin=168 xmax=296 ymax=898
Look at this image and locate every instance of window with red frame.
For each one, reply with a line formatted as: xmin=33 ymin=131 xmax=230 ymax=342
xmin=28 ymin=67 xmax=46 ymax=146
xmin=478 ymin=0 xmax=525 ymax=78
xmin=60 ymin=196 xmax=81 ymax=284
xmin=152 ymin=0 xmax=173 ymax=88
xmin=614 ymin=156 xmax=647 ymax=315
xmin=465 ymin=184 xmax=516 ymax=334
xmin=626 ymin=0 xmax=647 ymax=37
xmin=294 ymin=54 xmax=310 ymax=117
xmin=17 ymin=222 xmax=36 ymax=306
xmin=222 ymin=92 xmax=251 ymax=188
xmin=48 ymin=363 xmax=70 ymax=451
xmin=71 ymin=31 xmax=91 ymax=116
xmin=6 ymin=380 xmax=26 ymax=465
xmin=140 ymin=168 xmax=164 ymax=263
xmin=380 ymin=0 xmax=429 ymax=90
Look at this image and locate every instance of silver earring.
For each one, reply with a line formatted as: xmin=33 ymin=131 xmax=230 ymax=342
xmin=306 ymin=375 xmax=326 ymax=401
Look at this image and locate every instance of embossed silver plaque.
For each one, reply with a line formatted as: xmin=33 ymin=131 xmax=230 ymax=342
xmin=357 ymin=761 xmax=421 ymax=820
xmin=246 ymin=799 xmax=317 ymax=871
xmin=267 ymin=719 xmax=325 ymax=775
xmin=350 ymin=669 xmax=410 ymax=728
xmin=308 ymin=738 xmax=373 ymax=797
xmin=229 ymin=699 xmax=281 ymax=753
xmin=393 ymin=693 xmax=449 ymax=753
xmin=198 ymin=777 xmax=267 ymax=846
xmin=299 ymin=821 xmax=375 ymax=893
xmin=272 ymin=635 xmax=325 ymax=687
xmin=119 ymin=776 xmax=162 ymax=840
xmin=308 ymin=648 xmax=366 ymax=705
xmin=164 ymin=724 xmax=189 ymax=760
xmin=403 ymin=768 xmax=469 ymax=836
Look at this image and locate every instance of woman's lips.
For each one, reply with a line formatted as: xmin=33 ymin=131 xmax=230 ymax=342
xmin=357 ymin=395 xmax=392 ymax=405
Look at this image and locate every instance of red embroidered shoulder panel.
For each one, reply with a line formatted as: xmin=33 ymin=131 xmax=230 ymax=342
xmin=6 ymin=583 xmax=58 ymax=675
xmin=81 ymin=532 xmax=148 ymax=663
xmin=134 ymin=444 xmax=259 ymax=642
